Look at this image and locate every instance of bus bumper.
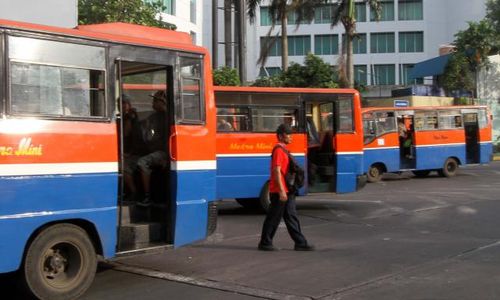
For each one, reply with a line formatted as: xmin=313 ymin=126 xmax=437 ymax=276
xmin=356 ymin=174 xmax=367 ymax=191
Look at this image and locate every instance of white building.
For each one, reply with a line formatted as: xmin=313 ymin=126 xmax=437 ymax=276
xmin=158 ymin=0 xmax=203 ymax=45
xmin=243 ymin=0 xmax=487 ymax=92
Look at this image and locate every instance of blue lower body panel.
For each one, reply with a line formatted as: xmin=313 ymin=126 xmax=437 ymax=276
xmin=336 ymin=153 xmax=364 ymax=193
xmin=172 ymin=169 xmax=216 ymax=247
xmin=415 ymin=145 xmax=465 ymax=170
xmin=0 ymin=173 xmax=118 ymax=273
xmin=480 ymin=142 xmax=493 ymax=163
xmin=363 ymin=148 xmax=400 ymax=173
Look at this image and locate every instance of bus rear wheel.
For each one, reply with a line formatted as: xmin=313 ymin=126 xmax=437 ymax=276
xmin=438 ymin=158 xmax=459 ymax=177
xmin=412 ymin=170 xmax=431 ymax=178
xmin=259 ymin=181 xmax=271 ymax=213
xmin=367 ymin=165 xmax=384 ymax=183
xmin=22 ymin=224 xmax=97 ymax=300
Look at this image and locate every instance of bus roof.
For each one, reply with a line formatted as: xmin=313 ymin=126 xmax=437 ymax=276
xmin=362 ymin=105 xmax=488 ymax=113
xmin=0 ymin=18 xmax=207 ymax=55
xmin=214 ymin=85 xmax=359 ymax=95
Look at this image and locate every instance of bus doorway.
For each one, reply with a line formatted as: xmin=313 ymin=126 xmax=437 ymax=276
xmin=117 ymin=61 xmax=173 ymax=252
xmin=305 ymin=101 xmax=337 ymax=193
xmin=397 ymin=113 xmax=416 ymax=169
xmin=463 ymin=112 xmax=480 ymax=164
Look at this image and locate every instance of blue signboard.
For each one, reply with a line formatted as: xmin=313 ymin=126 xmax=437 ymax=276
xmin=394 ymin=100 xmax=409 ymax=107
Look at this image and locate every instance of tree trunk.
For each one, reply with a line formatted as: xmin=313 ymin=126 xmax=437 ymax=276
xmin=346 ymin=25 xmax=354 ymax=88
xmin=224 ymin=0 xmax=233 ymax=67
xmin=281 ymin=9 xmax=288 ymax=72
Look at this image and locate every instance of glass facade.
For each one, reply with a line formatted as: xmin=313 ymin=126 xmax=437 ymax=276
xmin=314 ymin=34 xmax=339 ymax=55
xmin=288 ymin=35 xmax=311 ymax=56
xmin=354 ymin=65 xmax=368 ymax=86
xmin=399 ymin=31 xmax=423 ymax=52
xmin=314 ymin=4 xmax=334 ymax=24
xmin=355 ymin=2 xmax=367 ymax=22
xmin=343 ymin=34 xmax=368 ymax=54
xmin=371 ymin=0 xmax=394 ymax=21
xmin=260 ymin=37 xmax=282 ymax=57
xmin=398 ymin=0 xmax=423 ymax=20
xmin=371 ymin=32 xmax=395 ymax=53
xmin=373 ymin=64 xmax=396 ymax=85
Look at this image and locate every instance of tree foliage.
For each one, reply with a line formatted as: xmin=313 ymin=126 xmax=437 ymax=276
xmin=252 ymin=54 xmax=339 ymax=88
xmin=213 ymin=67 xmax=241 ymax=86
xmin=78 ymin=0 xmax=175 ymax=29
xmin=440 ymin=52 xmax=475 ymax=93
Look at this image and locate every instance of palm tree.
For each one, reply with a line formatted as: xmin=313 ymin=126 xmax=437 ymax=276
xmin=247 ymin=0 xmax=324 ymax=72
xmin=330 ymin=0 xmax=381 ymax=88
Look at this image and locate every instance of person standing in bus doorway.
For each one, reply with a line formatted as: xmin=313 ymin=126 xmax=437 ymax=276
xmin=258 ymin=124 xmax=314 ymax=251
xmin=136 ymin=90 xmax=169 ymax=207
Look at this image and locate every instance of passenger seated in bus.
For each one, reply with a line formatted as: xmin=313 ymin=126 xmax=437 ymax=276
xmin=217 ymin=116 xmax=234 ymax=131
xmin=122 ymin=95 xmax=147 ymax=202
xmin=135 ymin=90 xmax=169 ymax=207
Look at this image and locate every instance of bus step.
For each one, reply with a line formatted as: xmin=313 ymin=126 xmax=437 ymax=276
xmin=118 ymin=222 xmax=167 ymax=250
xmin=120 ymin=203 xmax=167 ymax=224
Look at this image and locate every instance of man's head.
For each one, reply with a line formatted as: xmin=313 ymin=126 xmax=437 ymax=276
xmin=150 ymin=90 xmax=167 ymax=111
xmin=276 ymin=123 xmax=293 ymax=144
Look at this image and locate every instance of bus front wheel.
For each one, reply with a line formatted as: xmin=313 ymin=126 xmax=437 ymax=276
xmin=22 ymin=224 xmax=97 ymax=300
xmin=367 ymin=165 xmax=384 ymax=183
xmin=438 ymin=158 xmax=458 ymax=177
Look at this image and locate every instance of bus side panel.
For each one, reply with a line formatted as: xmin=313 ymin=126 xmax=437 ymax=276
xmin=479 ymin=125 xmax=493 ymax=163
xmin=336 ymin=153 xmax=363 ymax=193
xmin=0 ymin=173 xmax=118 ymax=272
xmin=414 ymin=130 xmax=466 ymax=169
xmin=335 ymin=131 xmax=364 ymax=193
xmin=363 ymin=132 xmax=400 ymax=173
xmin=216 ymin=133 xmax=306 ymax=199
xmin=0 ymin=120 xmax=119 ymax=272
xmin=171 ymin=123 xmax=216 ymax=247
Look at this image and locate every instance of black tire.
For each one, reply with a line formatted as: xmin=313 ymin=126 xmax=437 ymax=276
xmin=22 ymin=224 xmax=97 ymax=300
xmin=438 ymin=158 xmax=459 ymax=177
xmin=259 ymin=181 xmax=271 ymax=213
xmin=207 ymin=201 xmax=218 ymax=236
xmin=412 ymin=170 xmax=431 ymax=178
xmin=367 ymin=165 xmax=383 ymax=183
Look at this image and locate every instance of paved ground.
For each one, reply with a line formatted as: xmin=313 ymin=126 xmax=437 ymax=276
xmin=2 ymin=162 xmax=500 ymax=299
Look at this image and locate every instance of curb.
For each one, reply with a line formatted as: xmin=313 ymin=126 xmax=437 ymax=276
xmin=494 ymin=155 xmax=500 ymax=161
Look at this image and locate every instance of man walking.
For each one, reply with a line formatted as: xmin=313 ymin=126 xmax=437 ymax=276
xmin=258 ymin=124 xmax=314 ymax=251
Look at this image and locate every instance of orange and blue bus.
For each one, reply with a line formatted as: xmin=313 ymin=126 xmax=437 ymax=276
xmin=0 ymin=19 xmax=216 ymax=299
xmin=362 ymin=106 xmax=493 ymax=182
xmin=215 ymin=86 xmax=366 ymax=210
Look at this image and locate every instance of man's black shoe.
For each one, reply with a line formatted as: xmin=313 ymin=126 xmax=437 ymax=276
xmin=258 ymin=243 xmax=277 ymax=251
xmin=294 ymin=243 xmax=315 ymax=251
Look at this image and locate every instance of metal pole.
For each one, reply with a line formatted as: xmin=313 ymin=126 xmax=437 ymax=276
xmin=237 ymin=0 xmax=247 ymax=84
xmin=224 ymin=0 xmax=233 ymax=67
xmin=212 ymin=0 xmax=218 ymax=69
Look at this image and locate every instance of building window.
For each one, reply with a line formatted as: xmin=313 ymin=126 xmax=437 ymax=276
xmin=398 ymin=0 xmax=423 ymax=20
xmin=314 ymin=34 xmax=339 ymax=55
xmin=190 ymin=0 xmax=196 ymax=23
xmin=146 ymin=0 xmax=174 ymax=15
xmin=260 ymin=36 xmax=282 ymax=57
xmin=190 ymin=31 xmax=197 ymax=44
xmin=373 ymin=64 xmax=396 ymax=85
xmin=260 ymin=7 xmax=272 ymax=26
xmin=259 ymin=67 xmax=282 ymax=77
xmin=343 ymin=33 xmax=367 ymax=54
xmin=314 ymin=4 xmax=334 ymax=24
xmin=288 ymin=9 xmax=311 ymax=25
xmin=399 ymin=31 xmax=423 ymax=53
xmin=354 ymin=65 xmax=368 ymax=86
xmin=288 ymin=35 xmax=311 ymax=56
xmin=355 ymin=2 xmax=367 ymax=22
xmin=371 ymin=0 xmax=394 ymax=21
xmin=371 ymin=32 xmax=395 ymax=53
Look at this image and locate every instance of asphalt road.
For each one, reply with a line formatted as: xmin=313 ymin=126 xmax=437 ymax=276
xmin=2 ymin=162 xmax=500 ymax=299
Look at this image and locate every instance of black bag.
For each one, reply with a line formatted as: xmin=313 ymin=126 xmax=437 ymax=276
xmin=272 ymin=145 xmax=305 ymax=192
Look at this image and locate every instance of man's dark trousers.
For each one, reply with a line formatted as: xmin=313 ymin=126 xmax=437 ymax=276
xmin=260 ymin=193 xmax=307 ymax=246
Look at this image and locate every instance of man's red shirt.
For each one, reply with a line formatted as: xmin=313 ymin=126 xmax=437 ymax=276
xmin=269 ymin=143 xmax=289 ymax=193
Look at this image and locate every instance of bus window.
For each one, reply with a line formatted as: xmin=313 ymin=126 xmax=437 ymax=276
xmin=251 ymin=107 xmax=299 ymax=132
xmin=178 ymin=56 xmax=203 ymax=123
xmin=478 ymin=109 xmax=488 ymax=129
xmin=438 ymin=109 xmax=462 ymax=129
xmin=8 ymin=36 xmax=106 ymax=118
xmin=375 ymin=111 xmax=396 ymax=135
xmin=337 ymin=97 xmax=354 ymax=132
xmin=216 ymin=107 xmax=250 ymax=131
xmin=415 ymin=111 xmax=437 ymax=130
xmin=320 ymin=103 xmax=334 ymax=131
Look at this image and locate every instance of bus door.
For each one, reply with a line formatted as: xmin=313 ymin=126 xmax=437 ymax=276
xmin=304 ymin=100 xmax=336 ymax=193
xmin=462 ymin=109 xmax=480 ymax=164
xmin=116 ymin=58 xmax=174 ymax=252
xmin=396 ymin=111 xmax=416 ymax=169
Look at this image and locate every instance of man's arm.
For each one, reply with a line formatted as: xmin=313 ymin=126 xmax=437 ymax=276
xmin=273 ymin=166 xmax=287 ymax=201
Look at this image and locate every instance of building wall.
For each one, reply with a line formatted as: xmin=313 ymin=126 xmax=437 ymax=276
xmin=478 ymin=55 xmax=500 ymax=152
xmin=0 ymin=0 xmax=77 ymax=28
xmin=162 ymin=0 xmax=203 ymax=45
xmin=245 ymin=0 xmax=487 ymax=85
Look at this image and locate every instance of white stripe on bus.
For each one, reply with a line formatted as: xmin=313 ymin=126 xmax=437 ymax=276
xmin=0 ymin=162 xmax=118 ymax=176
xmin=216 ymin=153 xmax=305 ymax=158
xmin=171 ymin=160 xmax=217 ymax=171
